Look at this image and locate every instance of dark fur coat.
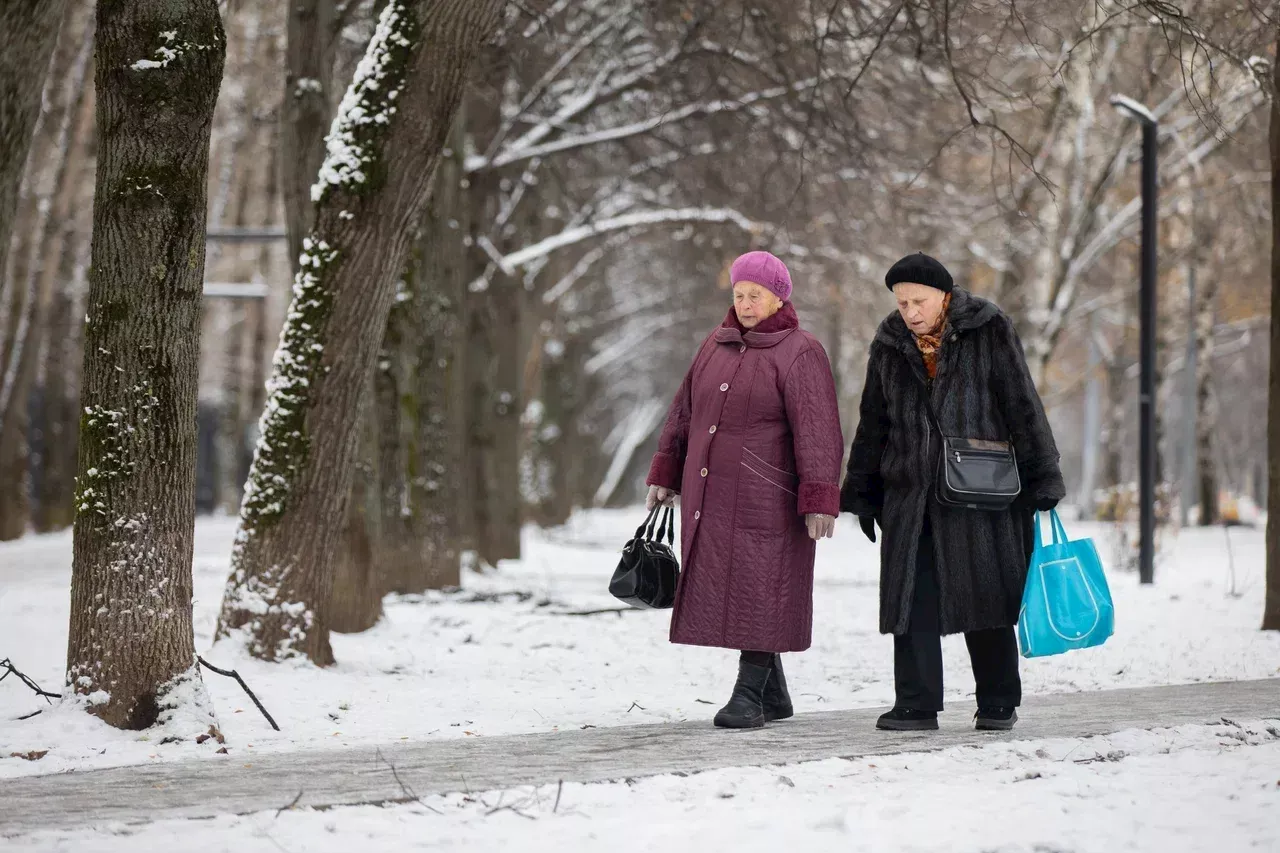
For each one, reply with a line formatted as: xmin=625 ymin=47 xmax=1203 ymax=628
xmin=840 ymin=288 xmax=1065 ymax=635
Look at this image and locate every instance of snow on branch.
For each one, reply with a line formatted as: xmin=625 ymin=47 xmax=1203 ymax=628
xmin=474 ymin=39 xmax=686 ymax=174
xmin=594 ymin=399 xmax=666 ymax=507
xmin=470 ymin=76 xmax=823 ymax=173
xmin=500 ymin=207 xmax=760 ymax=272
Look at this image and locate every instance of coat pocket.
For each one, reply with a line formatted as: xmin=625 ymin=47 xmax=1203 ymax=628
xmin=740 ymin=450 xmax=798 ymax=497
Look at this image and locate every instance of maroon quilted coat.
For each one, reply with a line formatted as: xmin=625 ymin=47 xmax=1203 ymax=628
xmin=646 ymin=303 xmax=843 ymax=652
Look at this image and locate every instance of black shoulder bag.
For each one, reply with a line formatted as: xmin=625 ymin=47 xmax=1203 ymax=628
xmin=926 ymin=400 xmax=1021 ymax=511
xmin=608 ymin=506 xmax=680 ymax=609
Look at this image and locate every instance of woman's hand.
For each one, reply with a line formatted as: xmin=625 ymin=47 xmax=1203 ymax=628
xmin=646 ymin=485 xmax=677 ymax=510
xmin=806 ymin=513 xmax=835 ymax=540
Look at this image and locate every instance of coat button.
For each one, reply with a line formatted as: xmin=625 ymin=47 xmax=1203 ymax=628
xmin=720 ymin=383 xmax=729 ymax=391
xmin=709 ymin=425 xmax=717 ymax=434
xmin=739 ymin=345 xmax=746 ymax=353
xmin=694 ymin=511 xmax=701 ymax=520
xmin=700 ymin=468 xmax=708 ymax=477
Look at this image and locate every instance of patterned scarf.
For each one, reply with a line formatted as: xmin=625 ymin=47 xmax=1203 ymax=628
xmin=913 ymin=293 xmax=952 ymax=379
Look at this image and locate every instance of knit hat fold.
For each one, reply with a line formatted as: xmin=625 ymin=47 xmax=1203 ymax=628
xmin=730 ymin=251 xmax=793 ymax=302
xmin=885 ymin=252 xmax=953 ymax=293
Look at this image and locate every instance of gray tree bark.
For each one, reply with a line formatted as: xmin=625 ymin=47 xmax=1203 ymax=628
xmin=67 ymin=0 xmax=225 ymax=730
xmin=217 ymin=0 xmax=508 ymax=664
xmin=1265 ymin=21 xmax=1280 ymax=631
xmin=281 ymin=0 xmax=340 ymax=277
xmin=0 ymin=0 xmax=68 ymax=389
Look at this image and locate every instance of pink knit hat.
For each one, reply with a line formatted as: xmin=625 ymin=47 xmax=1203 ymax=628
xmin=729 ymin=251 xmax=792 ymax=302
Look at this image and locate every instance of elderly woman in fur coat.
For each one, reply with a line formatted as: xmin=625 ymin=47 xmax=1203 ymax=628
xmin=841 ymin=253 xmax=1065 ymax=732
xmin=646 ymin=251 xmax=844 ymax=729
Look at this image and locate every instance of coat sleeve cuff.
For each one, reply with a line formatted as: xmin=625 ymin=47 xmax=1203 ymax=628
xmin=1021 ymin=455 xmax=1066 ymax=502
xmin=839 ymin=476 xmax=881 ymax=518
xmin=798 ymin=482 xmax=840 ymax=516
xmin=646 ymin=452 xmax=682 ymax=492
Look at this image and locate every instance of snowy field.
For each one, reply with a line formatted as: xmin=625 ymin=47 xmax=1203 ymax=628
xmin=2 ymin=509 xmax=1278 ymax=782
xmin=6 ymin=720 xmax=1279 ymax=853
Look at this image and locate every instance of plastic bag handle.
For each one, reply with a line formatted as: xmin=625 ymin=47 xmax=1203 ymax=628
xmin=1049 ymin=509 xmax=1068 ymax=545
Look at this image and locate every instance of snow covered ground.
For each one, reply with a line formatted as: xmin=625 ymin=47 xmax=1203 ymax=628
xmin=7 ymin=719 xmax=1279 ymax=853
xmin=2 ymin=510 xmax=1278 ymax=781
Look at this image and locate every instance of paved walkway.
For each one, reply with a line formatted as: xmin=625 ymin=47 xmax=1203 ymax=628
xmin=1 ymin=678 xmax=1277 ymax=835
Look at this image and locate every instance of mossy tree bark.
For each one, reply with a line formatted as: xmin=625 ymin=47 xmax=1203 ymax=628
xmin=216 ymin=0 xmax=507 ymax=664
xmin=66 ymin=0 xmax=225 ymax=730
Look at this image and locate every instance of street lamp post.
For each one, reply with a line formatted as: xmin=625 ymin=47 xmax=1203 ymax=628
xmin=1111 ymin=95 xmax=1158 ymax=585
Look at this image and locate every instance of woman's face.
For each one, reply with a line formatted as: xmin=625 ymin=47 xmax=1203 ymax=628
xmin=893 ymin=282 xmax=947 ymax=335
xmin=733 ymin=281 xmax=782 ymax=328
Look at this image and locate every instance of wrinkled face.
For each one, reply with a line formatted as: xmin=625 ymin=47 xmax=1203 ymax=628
xmin=893 ymin=282 xmax=947 ymax=335
xmin=733 ymin=281 xmax=783 ymax=328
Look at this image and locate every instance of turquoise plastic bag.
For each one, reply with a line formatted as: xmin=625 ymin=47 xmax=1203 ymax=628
xmin=1017 ymin=510 xmax=1114 ymax=658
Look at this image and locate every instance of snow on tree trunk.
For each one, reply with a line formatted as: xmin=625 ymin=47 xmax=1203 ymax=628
xmin=216 ymin=0 xmax=507 ymax=663
xmin=1264 ymin=22 xmax=1280 ymax=632
xmin=67 ymin=0 xmax=225 ymax=731
xmin=282 ymin=0 xmax=338 ymax=277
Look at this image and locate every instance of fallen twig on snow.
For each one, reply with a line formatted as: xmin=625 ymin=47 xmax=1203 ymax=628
xmin=197 ymin=656 xmax=280 ymax=731
xmin=16 ymin=710 xmax=43 ymax=721
xmin=275 ymin=790 xmax=304 ymax=817
xmin=376 ymin=748 xmax=443 ymax=814
xmin=1 ymin=658 xmax=62 ymax=702
xmin=550 ymin=607 xmax=632 ymax=617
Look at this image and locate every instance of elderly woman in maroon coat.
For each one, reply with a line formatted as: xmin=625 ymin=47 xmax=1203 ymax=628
xmin=645 ymin=251 xmax=844 ymax=729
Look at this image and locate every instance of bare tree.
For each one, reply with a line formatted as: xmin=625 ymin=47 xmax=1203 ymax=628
xmin=66 ymin=0 xmax=226 ymax=730
xmin=216 ymin=0 xmax=508 ymax=664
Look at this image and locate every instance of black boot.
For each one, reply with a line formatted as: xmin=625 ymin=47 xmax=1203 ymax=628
xmin=713 ymin=661 xmax=771 ymax=729
xmin=763 ymin=653 xmax=793 ymax=721
xmin=875 ymin=707 xmax=939 ymax=731
xmin=975 ymin=706 xmax=1018 ymax=731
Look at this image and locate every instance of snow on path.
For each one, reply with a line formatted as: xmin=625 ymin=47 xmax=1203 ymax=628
xmin=2 ymin=510 xmax=1278 ymax=780
xmin=5 ymin=720 xmax=1279 ymax=853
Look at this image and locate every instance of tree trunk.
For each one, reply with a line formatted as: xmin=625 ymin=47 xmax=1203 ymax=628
xmin=1194 ymin=257 xmax=1219 ymax=527
xmin=34 ymin=116 xmax=94 ymax=534
xmin=329 ymin=394 xmax=383 ymax=633
xmin=467 ymin=271 xmax=524 ymax=565
xmin=381 ymin=120 xmax=469 ymax=594
xmin=0 ymin=2 xmax=89 ymax=540
xmin=67 ymin=0 xmax=225 ymax=730
xmin=0 ymin=0 xmax=67 ymax=370
xmin=281 ymin=0 xmax=339 ymax=276
xmin=1264 ymin=22 xmax=1280 ymax=631
xmin=216 ymin=0 xmax=507 ymax=664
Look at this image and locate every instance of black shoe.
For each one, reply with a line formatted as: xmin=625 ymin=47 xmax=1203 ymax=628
xmin=975 ymin=707 xmax=1018 ymax=731
xmin=713 ymin=661 xmax=771 ymax=729
xmin=763 ymin=654 xmax=793 ymax=722
xmin=875 ymin=708 xmax=939 ymax=731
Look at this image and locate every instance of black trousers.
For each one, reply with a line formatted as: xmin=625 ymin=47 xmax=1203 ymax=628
xmin=894 ymin=520 xmax=1021 ymax=712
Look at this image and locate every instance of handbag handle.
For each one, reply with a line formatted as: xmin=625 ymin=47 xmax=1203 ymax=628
xmin=635 ymin=506 xmax=660 ymax=541
xmin=654 ymin=506 xmax=675 ymax=546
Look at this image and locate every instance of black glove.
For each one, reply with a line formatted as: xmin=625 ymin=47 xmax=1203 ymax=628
xmin=1030 ymin=496 xmax=1059 ymax=512
xmin=859 ymin=515 xmax=877 ymax=543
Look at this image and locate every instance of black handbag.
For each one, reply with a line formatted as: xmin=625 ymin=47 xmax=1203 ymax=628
xmin=609 ymin=506 xmax=680 ymax=609
xmin=928 ymin=402 xmax=1021 ymax=511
